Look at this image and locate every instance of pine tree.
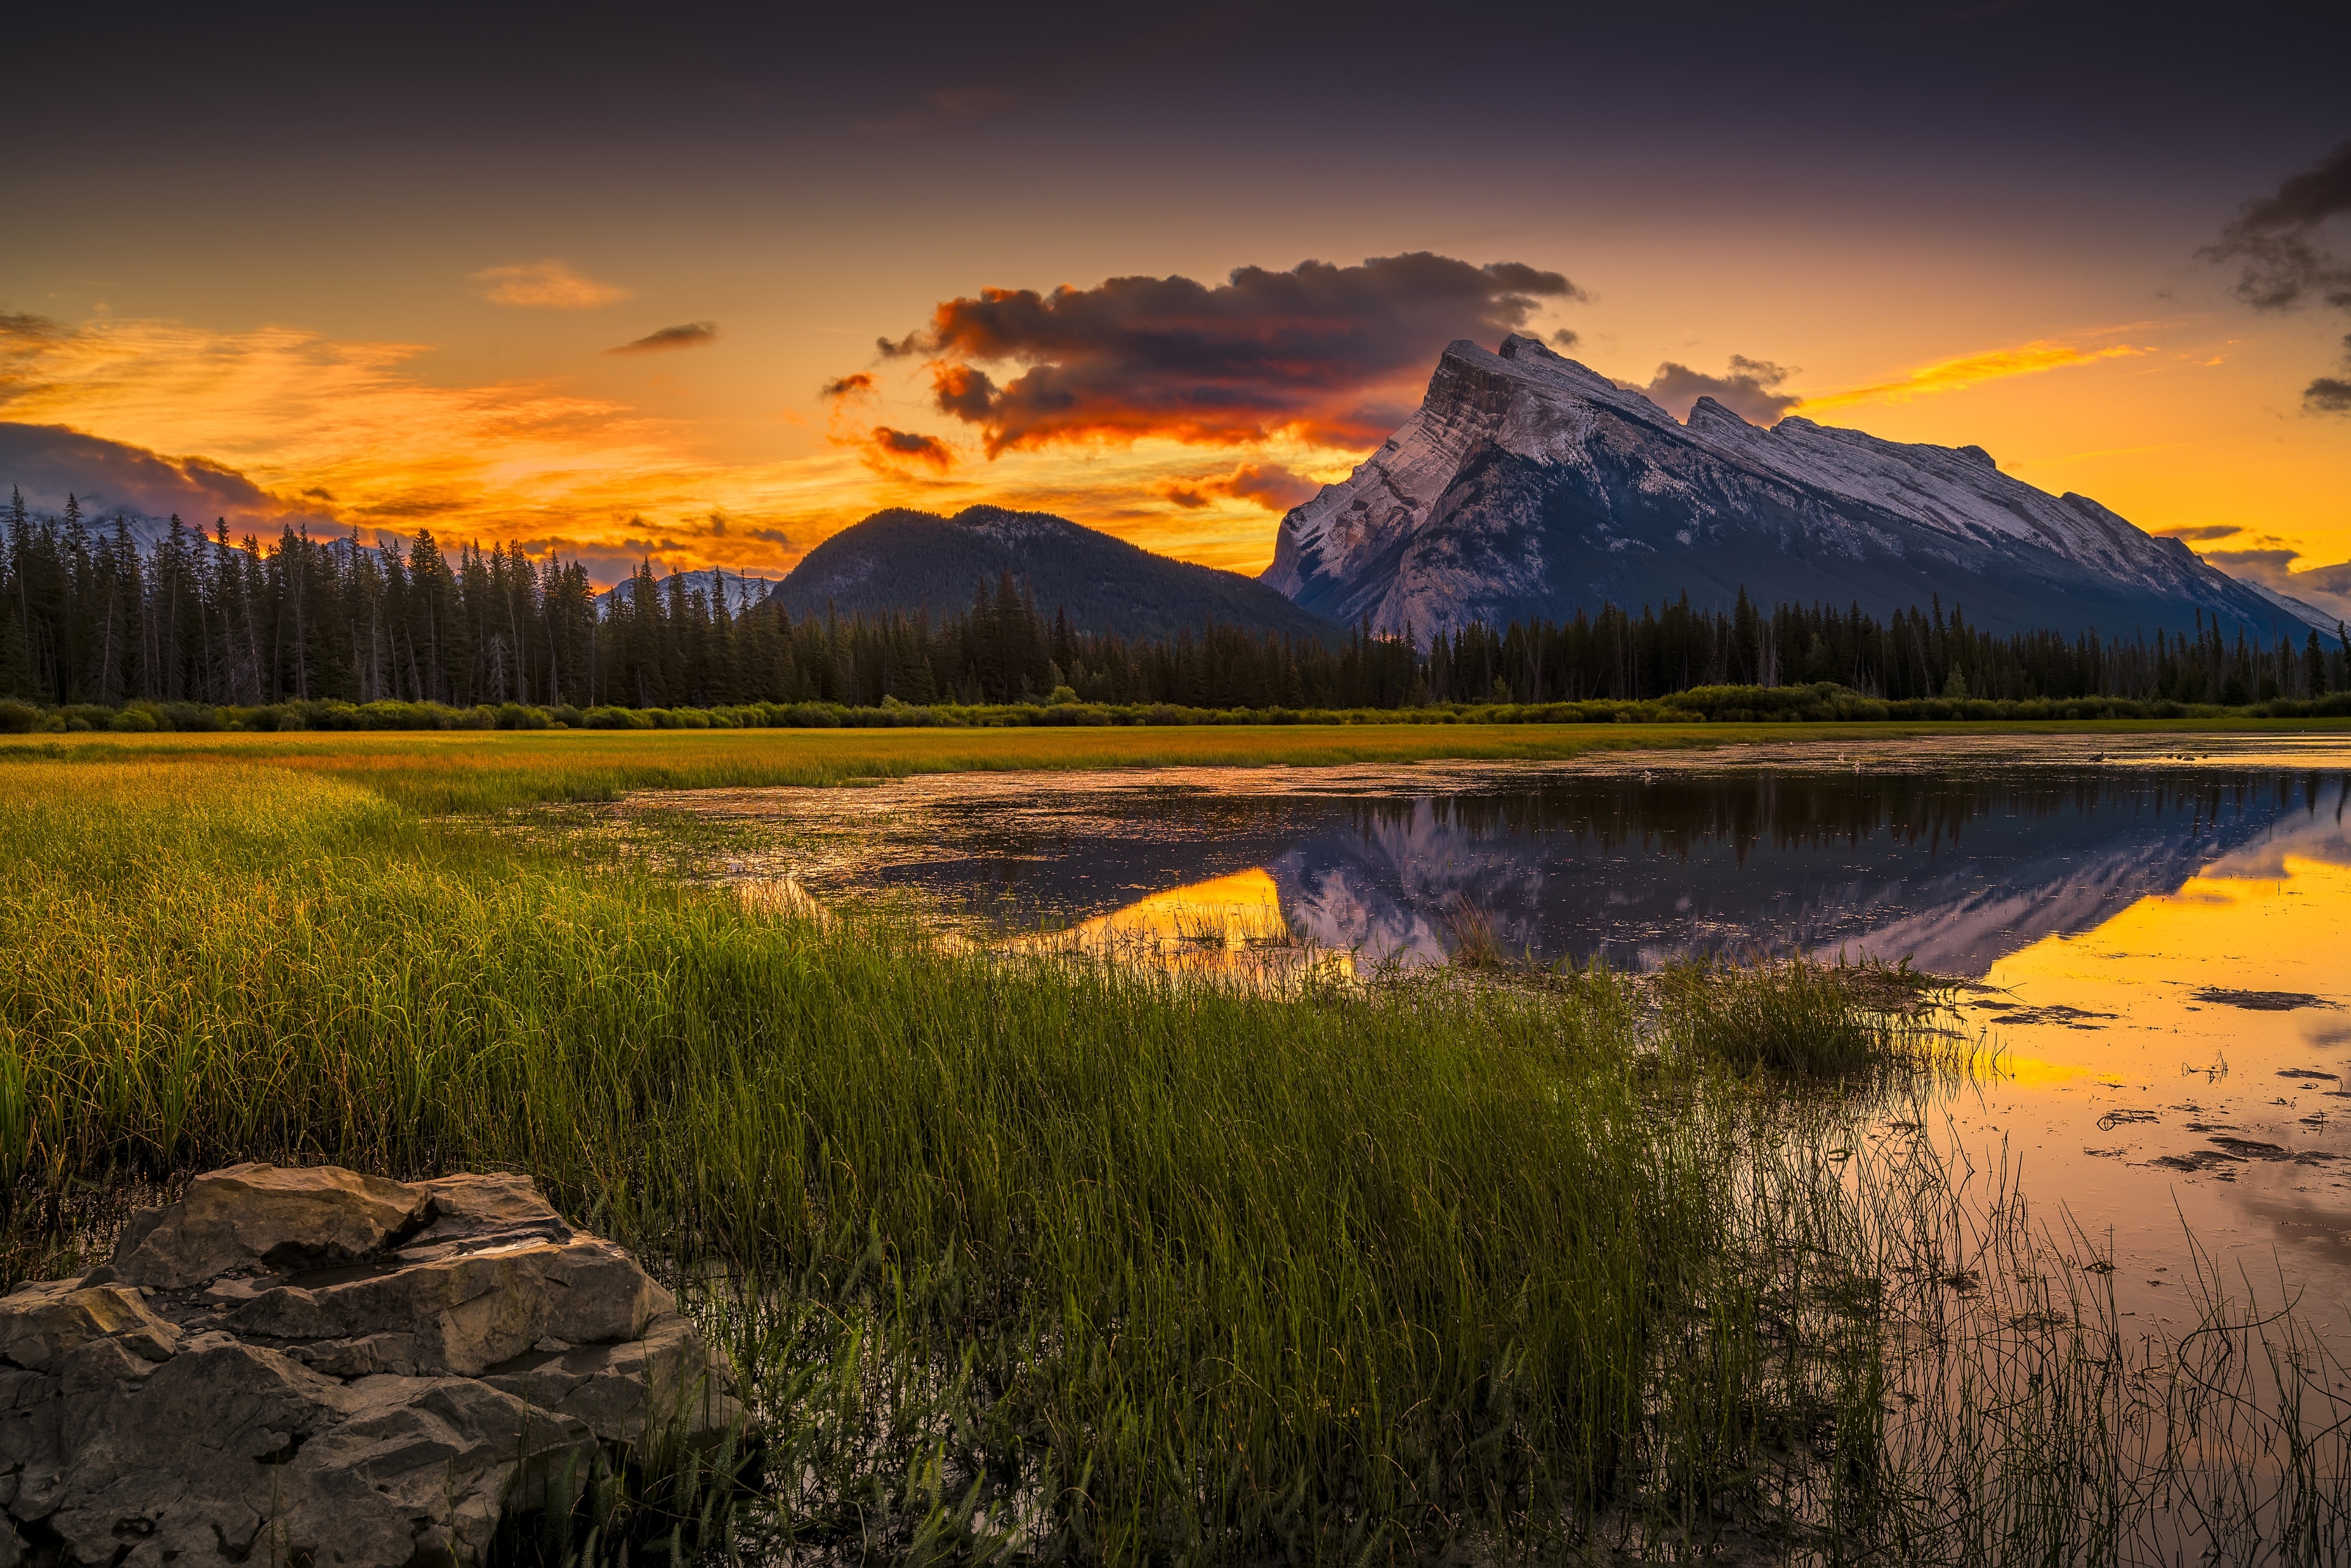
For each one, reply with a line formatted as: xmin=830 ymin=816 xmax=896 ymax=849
xmin=0 ymin=489 xmax=31 ymax=699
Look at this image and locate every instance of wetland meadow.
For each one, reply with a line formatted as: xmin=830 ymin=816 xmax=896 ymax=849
xmin=6 ymin=720 xmax=2351 ymax=1564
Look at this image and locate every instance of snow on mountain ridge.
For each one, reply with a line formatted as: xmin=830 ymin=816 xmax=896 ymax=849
xmin=1682 ymin=397 xmax=2172 ymax=587
xmin=597 ymin=568 xmax=777 ymax=617
xmin=1262 ymin=334 xmax=2326 ymax=642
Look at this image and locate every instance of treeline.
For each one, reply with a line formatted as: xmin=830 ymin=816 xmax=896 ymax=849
xmin=1423 ymin=592 xmax=2351 ymax=707
xmin=5 ymin=492 xmax=2349 ymax=718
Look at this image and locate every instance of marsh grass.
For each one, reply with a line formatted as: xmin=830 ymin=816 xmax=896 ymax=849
xmin=1747 ymin=1123 xmax=2351 ymax=1564
xmin=0 ymin=759 xmax=1757 ymax=1555
xmin=7 ymin=714 xmax=2336 ymax=816
xmin=1 ymin=754 xmax=2344 ymax=1562
xmin=0 ymin=722 xmax=1752 ymax=816
xmin=1441 ymin=893 xmax=1508 ymax=970
xmin=1656 ymin=957 xmax=1973 ymax=1078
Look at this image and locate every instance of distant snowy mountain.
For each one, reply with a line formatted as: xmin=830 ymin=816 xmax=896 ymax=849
xmin=596 ymin=568 xmax=778 ymax=618
xmin=1263 ymin=334 xmax=2331 ymax=641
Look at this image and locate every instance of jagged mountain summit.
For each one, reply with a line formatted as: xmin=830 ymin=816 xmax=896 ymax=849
xmin=773 ymin=506 xmax=1343 ymax=643
xmin=1262 ymin=335 xmax=2330 ymax=642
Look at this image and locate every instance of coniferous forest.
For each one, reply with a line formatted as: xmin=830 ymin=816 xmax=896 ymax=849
xmin=4 ymin=492 xmax=2348 ymax=725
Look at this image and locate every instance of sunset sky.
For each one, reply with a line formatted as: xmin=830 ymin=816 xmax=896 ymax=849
xmin=6 ymin=3 xmax=2347 ymax=613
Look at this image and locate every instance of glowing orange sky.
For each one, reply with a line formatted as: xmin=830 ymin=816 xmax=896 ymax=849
xmin=4 ymin=268 xmax=2345 ymax=601
xmin=5 ymin=6 xmax=2342 ymax=602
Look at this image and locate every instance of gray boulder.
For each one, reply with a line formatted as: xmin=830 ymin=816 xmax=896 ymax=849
xmin=0 ymin=1164 xmax=740 ymax=1566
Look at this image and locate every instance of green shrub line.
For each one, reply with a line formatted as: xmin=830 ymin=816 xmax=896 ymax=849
xmin=6 ymin=680 xmax=2351 ymax=737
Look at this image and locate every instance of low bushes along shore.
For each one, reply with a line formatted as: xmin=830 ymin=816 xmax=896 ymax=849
xmin=7 ymin=680 xmax=2351 ymax=738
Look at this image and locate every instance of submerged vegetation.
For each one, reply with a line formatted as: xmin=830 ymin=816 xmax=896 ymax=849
xmin=2 ymin=741 xmax=2347 ymax=1561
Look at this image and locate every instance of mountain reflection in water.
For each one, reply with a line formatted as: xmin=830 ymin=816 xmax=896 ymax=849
xmin=638 ymin=733 xmax=2351 ymax=1349
xmin=774 ymin=757 xmax=2351 ymax=980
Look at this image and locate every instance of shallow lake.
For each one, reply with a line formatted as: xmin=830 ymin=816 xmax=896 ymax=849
xmin=642 ymin=731 xmax=2351 ymax=1345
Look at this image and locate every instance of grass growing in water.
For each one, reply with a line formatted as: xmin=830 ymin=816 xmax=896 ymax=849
xmin=0 ymin=752 xmax=2343 ymax=1561
xmin=1657 ymin=957 xmax=1963 ymax=1076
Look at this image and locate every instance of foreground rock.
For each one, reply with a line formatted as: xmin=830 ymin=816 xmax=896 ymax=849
xmin=0 ymin=1163 xmax=740 ymax=1566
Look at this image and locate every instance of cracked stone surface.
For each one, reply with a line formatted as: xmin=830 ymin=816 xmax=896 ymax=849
xmin=0 ymin=1164 xmax=740 ymax=1566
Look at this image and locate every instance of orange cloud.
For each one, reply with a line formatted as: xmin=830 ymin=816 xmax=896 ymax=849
xmin=1154 ymin=461 xmax=1322 ymax=513
xmin=470 ymin=260 xmax=631 ymax=309
xmin=868 ymin=253 xmax=1581 ymax=455
xmin=1797 ymin=340 xmax=2151 ymax=413
xmin=0 ymin=310 xmax=1310 ymax=578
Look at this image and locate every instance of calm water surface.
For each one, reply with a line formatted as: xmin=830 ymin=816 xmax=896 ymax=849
xmin=645 ymin=732 xmax=2351 ymax=1341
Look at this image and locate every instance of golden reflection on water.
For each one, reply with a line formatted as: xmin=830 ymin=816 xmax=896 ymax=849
xmin=1000 ymin=868 xmax=1357 ymax=983
xmin=1984 ymin=852 xmax=2351 ymax=1087
xmin=1948 ymin=835 xmax=2351 ymax=1337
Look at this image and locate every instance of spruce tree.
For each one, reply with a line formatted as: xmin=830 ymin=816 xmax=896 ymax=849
xmin=0 ymin=489 xmax=31 ymax=699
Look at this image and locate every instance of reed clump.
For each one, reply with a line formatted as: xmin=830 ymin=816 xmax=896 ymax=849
xmin=1654 ymin=956 xmax=1967 ymax=1076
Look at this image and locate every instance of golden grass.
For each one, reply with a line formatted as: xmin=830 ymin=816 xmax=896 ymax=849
xmin=3 ymin=716 xmax=2342 ymax=815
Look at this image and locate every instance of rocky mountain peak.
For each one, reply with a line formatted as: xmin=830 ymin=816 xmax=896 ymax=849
xmin=1261 ymin=340 xmax=2331 ymax=642
xmin=1684 ymin=396 xmax=1759 ymax=438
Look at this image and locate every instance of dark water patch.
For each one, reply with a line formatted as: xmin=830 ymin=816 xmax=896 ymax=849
xmin=2198 ymin=988 xmax=2338 ymax=1011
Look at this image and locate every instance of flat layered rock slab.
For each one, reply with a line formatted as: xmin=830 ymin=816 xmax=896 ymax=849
xmin=0 ymin=1163 xmax=741 ymax=1566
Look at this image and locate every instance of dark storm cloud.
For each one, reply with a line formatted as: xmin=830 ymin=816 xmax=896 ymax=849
xmin=2307 ymin=334 xmax=2351 ymax=415
xmin=0 ymin=422 xmax=322 ymax=530
xmin=607 ymin=321 xmax=718 ymax=354
xmin=1550 ymin=329 xmax=1581 ymax=351
xmin=2203 ymin=547 xmax=2351 ymax=621
xmin=868 ymin=426 xmax=955 ymax=471
xmin=819 ymin=372 xmax=875 ymax=399
xmin=2204 ymin=141 xmax=2351 ymax=312
xmin=929 ymin=364 xmax=997 ymax=422
xmin=2290 ymin=561 xmax=2351 ymax=598
xmin=0 ymin=310 xmax=64 ymax=342
xmin=2164 ymin=519 xmax=2351 ymax=620
xmin=861 ymin=253 xmax=1582 ymax=454
xmin=1635 ymin=355 xmax=1803 ymax=424
xmin=2204 ymin=143 xmax=2351 ymax=415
